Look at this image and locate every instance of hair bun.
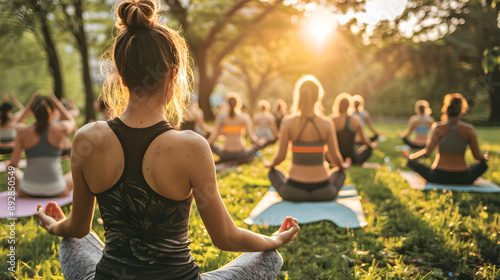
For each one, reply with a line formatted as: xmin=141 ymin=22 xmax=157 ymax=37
xmin=116 ymin=0 xmax=158 ymax=30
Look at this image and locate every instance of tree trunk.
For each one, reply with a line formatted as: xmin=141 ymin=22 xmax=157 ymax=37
xmin=39 ymin=14 xmax=63 ymax=99
xmin=489 ymin=66 xmax=500 ymax=122
xmin=77 ymin=36 xmax=95 ymax=122
xmin=74 ymin=0 xmax=95 ymax=122
xmin=196 ymin=50 xmax=219 ymax=121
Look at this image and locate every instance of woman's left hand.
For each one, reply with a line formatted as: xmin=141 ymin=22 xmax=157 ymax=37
xmin=36 ymin=202 xmax=66 ymax=235
xmin=262 ymin=158 xmax=273 ymax=168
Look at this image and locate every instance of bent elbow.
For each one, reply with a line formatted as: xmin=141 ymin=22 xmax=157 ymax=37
xmin=212 ymin=236 xmax=237 ymax=252
xmin=72 ymin=226 xmax=91 ymax=239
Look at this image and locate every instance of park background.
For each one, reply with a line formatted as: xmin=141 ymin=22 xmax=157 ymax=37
xmin=1 ymin=0 xmax=500 ymax=279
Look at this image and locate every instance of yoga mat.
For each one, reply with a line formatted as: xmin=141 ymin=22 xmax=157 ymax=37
xmin=245 ymin=185 xmax=368 ymax=228
xmin=400 ymin=171 xmax=500 ymax=193
xmin=0 ymin=191 xmax=73 ymax=218
xmin=361 ymin=162 xmax=381 ymax=169
xmin=395 ymin=145 xmax=411 ymax=152
xmin=0 ymin=159 xmax=27 ymax=172
xmin=215 ymin=161 xmax=239 ymax=173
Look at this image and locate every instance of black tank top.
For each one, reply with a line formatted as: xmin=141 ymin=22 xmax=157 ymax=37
xmin=94 ymin=117 xmax=200 ymax=280
xmin=336 ymin=116 xmax=356 ymax=159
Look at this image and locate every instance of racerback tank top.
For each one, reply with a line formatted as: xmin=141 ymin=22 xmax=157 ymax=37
xmin=94 ymin=117 xmax=199 ymax=280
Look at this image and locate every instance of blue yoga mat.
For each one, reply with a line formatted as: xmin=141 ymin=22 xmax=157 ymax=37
xmin=400 ymin=171 xmax=500 ymax=193
xmin=245 ymin=185 xmax=368 ymax=229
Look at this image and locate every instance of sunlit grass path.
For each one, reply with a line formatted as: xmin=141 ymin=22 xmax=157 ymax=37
xmin=1 ymin=123 xmax=499 ymax=279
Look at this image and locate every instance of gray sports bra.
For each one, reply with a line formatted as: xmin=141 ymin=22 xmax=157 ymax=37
xmin=438 ymin=122 xmax=467 ymax=155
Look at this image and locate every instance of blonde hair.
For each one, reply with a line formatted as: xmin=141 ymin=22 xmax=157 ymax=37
xmin=291 ymin=74 xmax=324 ymax=116
xmin=332 ymin=93 xmax=353 ymax=116
xmin=441 ymin=93 xmax=468 ymax=121
xmin=101 ymin=0 xmax=192 ymax=127
xmin=257 ymin=100 xmax=271 ymax=113
xmin=352 ymin=94 xmax=365 ymax=112
xmin=414 ymin=100 xmax=432 ymax=116
xmin=225 ymin=92 xmax=242 ymax=118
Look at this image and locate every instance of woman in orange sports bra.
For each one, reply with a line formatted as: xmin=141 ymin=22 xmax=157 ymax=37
xmin=406 ymin=93 xmax=488 ymax=184
xmin=264 ymin=75 xmax=350 ymax=202
xmin=208 ymin=92 xmax=266 ymax=163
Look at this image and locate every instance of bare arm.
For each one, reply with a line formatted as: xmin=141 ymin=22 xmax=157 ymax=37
xmin=16 ymin=91 xmax=39 ymax=125
xmin=465 ymin=125 xmax=486 ymax=161
xmin=353 ymin=117 xmax=375 ymax=147
xmin=9 ymin=93 xmax=24 ymax=111
xmin=64 ymin=98 xmax=80 ymax=118
xmin=269 ymin=118 xmax=291 ymax=167
xmin=409 ymin=123 xmax=439 ymax=160
xmin=50 ymin=91 xmax=76 ymax=134
xmin=269 ymin=114 xmax=278 ymax=138
xmin=364 ymin=112 xmax=379 ymax=136
xmin=207 ymin=115 xmax=223 ymax=145
xmin=36 ymin=129 xmax=96 ymax=238
xmin=244 ymin=113 xmax=260 ymax=144
xmin=7 ymin=130 xmax=23 ymax=167
xmin=189 ymin=136 xmax=298 ymax=252
xmin=326 ymin=119 xmax=346 ymax=169
xmin=194 ymin=109 xmax=214 ymax=134
xmin=399 ymin=117 xmax=416 ymax=139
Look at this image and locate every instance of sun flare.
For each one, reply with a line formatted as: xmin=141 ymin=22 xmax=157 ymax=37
xmin=304 ymin=8 xmax=337 ymax=46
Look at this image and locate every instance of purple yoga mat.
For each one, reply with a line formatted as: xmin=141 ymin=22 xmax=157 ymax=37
xmin=0 ymin=191 xmax=73 ymax=218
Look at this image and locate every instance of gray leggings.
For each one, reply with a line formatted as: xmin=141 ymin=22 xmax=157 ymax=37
xmin=59 ymin=231 xmax=283 ymax=280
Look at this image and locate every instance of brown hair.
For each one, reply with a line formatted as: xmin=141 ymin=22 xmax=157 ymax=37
xmin=101 ymin=0 xmax=192 ymax=127
xmin=352 ymin=95 xmax=364 ymax=112
xmin=0 ymin=103 xmax=13 ymax=126
xmin=441 ymin=93 xmax=468 ymax=121
xmin=272 ymin=99 xmax=287 ymax=116
xmin=31 ymin=96 xmax=54 ymax=135
xmin=332 ymin=93 xmax=353 ymax=116
xmin=415 ymin=100 xmax=432 ymax=116
xmin=225 ymin=92 xmax=242 ymax=118
xmin=257 ymin=100 xmax=271 ymax=113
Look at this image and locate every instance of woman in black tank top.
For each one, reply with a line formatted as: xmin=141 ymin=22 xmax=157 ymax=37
xmin=330 ymin=93 xmax=377 ymax=166
xmin=36 ymin=1 xmax=299 ymax=279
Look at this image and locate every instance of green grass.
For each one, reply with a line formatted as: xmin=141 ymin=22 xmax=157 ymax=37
xmin=1 ymin=122 xmax=500 ymax=279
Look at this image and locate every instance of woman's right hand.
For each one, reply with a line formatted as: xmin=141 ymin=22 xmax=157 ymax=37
xmin=342 ymin=157 xmax=352 ymax=169
xmin=271 ymin=217 xmax=300 ymax=247
xmin=36 ymin=202 xmax=66 ymax=235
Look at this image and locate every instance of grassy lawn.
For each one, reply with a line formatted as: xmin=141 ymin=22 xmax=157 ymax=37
xmin=1 ymin=122 xmax=499 ymax=279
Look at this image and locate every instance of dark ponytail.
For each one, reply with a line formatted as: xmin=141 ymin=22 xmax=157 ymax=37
xmin=0 ymin=103 xmax=13 ymax=126
xmin=354 ymin=101 xmax=361 ymax=112
xmin=228 ymin=97 xmax=237 ymax=118
xmin=31 ymin=96 xmax=54 ymax=134
xmin=446 ymin=98 xmax=462 ymax=118
xmin=418 ymin=105 xmax=425 ymax=114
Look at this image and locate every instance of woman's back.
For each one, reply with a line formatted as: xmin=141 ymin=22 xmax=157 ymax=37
xmin=218 ymin=112 xmax=249 ymax=152
xmin=410 ymin=115 xmax=433 ymax=142
xmin=284 ymin=115 xmax=332 ymax=182
xmin=432 ymin=120 xmax=473 ymax=171
xmin=80 ymin=118 xmax=198 ymax=279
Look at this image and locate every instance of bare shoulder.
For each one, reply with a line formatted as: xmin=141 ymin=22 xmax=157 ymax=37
xmin=316 ymin=115 xmax=334 ymax=126
xmin=241 ymin=112 xmax=252 ymax=121
xmin=73 ymin=121 xmax=113 ymax=147
xmin=281 ymin=115 xmax=296 ymax=126
xmin=458 ymin=121 xmax=474 ymax=129
xmin=16 ymin=125 xmax=31 ymax=137
xmin=160 ymin=129 xmax=211 ymax=155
